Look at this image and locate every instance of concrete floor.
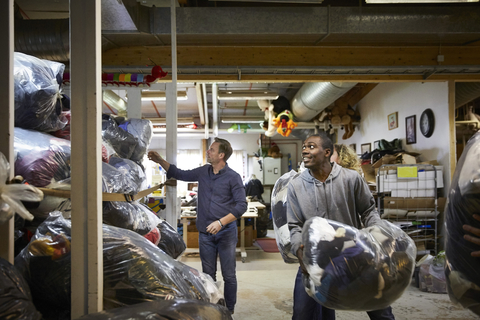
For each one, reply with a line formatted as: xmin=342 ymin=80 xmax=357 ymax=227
xmin=178 ymin=235 xmax=478 ymax=320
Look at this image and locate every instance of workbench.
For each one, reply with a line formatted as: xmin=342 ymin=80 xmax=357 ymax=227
xmin=180 ymin=201 xmax=265 ymax=262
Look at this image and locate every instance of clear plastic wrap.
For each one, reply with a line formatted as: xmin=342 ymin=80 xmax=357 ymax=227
xmin=157 ymin=218 xmax=187 ymax=259
xmin=302 ymin=216 xmax=416 ymax=311
xmin=445 ymin=131 xmax=480 ymax=315
xmin=118 ymin=118 xmax=153 ymax=163
xmin=271 ymin=170 xmax=300 ymax=263
xmin=102 ymin=162 xmax=159 ymax=237
xmin=108 ymin=156 xmax=148 ymax=193
xmin=0 ymin=257 xmax=42 ymax=320
xmin=14 ymin=213 xmax=224 ymax=320
xmin=14 ymin=127 xmax=71 ymax=187
xmin=14 ymin=52 xmax=67 ymax=132
xmin=102 ymin=114 xmax=137 ymax=160
xmin=78 ymin=299 xmax=232 ymax=320
xmin=418 ymin=252 xmax=447 ymax=293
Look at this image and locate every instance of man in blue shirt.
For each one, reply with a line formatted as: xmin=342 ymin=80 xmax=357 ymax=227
xmin=148 ymin=137 xmax=247 ymax=314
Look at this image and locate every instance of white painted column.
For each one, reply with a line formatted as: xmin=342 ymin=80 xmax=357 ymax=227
xmin=0 ymin=0 xmax=14 ymax=263
xmin=70 ymin=0 xmax=103 ymax=317
xmin=212 ymin=83 xmax=218 ymax=137
xmin=126 ymin=88 xmax=142 ymax=119
xmin=165 ymin=0 xmax=178 ymax=229
xmin=202 ymin=83 xmax=209 ymax=140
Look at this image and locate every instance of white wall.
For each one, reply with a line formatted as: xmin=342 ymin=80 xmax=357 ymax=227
xmin=339 ymin=82 xmax=451 ymax=192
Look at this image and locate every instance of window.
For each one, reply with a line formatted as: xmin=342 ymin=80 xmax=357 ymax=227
xmin=228 ymin=150 xmax=247 ymax=181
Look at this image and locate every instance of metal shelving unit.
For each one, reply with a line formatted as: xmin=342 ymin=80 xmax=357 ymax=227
xmin=376 ymin=164 xmax=443 ymax=257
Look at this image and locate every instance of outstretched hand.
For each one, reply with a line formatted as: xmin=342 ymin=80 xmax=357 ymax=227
xmin=148 ymin=151 xmax=163 ymax=163
xmin=463 ymin=214 xmax=480 ymax=257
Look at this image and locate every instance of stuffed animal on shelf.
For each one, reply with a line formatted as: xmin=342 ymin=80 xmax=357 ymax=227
xmin=273 ymin=110 xmax=297 ymax=137
xmin=267 ymin=142 xmax=282 ymax=158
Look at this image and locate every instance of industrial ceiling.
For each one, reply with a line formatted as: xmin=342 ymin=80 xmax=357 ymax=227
xmin=12 ymin=0 xmax=480 ymax=137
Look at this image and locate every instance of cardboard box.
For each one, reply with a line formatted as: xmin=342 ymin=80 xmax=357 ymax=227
xmin=383 ymin=197 xmax=446 ymax=211
xmin=187 ymin=231 xmax=199 ymax=248
xmin=186 ymin=225 xmax=256 ymax=248
xmin=237 ymin=225 xmax=254 ymax=247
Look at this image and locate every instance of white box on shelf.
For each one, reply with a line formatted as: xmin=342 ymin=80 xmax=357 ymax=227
xmin=417 ymin=179 xmax=436 ymax=189
xmin=392 ymin=189 xmax=409 ymax=197
xmin=410 ymin=189 xmax=436 ymax=197
xmin=387 ymin=174 xmax=397 ymax=181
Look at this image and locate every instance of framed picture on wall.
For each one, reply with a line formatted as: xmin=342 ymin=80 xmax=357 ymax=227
xmin=361 ymin=143 xmax=371 ymax=155
xmin=388 ymin=112 xmax=398 ymax=130
xmin=373 ymin=140 xmax=380 ymax=150
xmin=349 ymin=143 xmax=356 ymax=153
xmin=406 ymin=115 xmax=417 ymax=145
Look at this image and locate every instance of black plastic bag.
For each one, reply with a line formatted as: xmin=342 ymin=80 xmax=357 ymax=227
xmin=0 ymin=257 xmax=42 ymax=320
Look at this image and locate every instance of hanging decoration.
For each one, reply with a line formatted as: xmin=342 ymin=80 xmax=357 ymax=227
xmin=273 ymin=110 xmax=297 ymax=137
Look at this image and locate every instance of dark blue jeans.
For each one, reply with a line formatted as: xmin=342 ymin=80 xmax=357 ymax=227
xmin=293 ymin=267 xmax=395 ymax=320
xmin=199 ymin=222 xmax=238 ymax=312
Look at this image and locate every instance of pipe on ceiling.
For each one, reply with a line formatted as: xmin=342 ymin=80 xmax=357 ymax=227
xmin=291 ymin=82 xmax=357 ymax=122
xmin=14 ymin=19 xmax=69 ymax=62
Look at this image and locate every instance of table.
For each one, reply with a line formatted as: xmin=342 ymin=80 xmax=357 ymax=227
xmin=180 ymin=201 xmax=265 ymax=262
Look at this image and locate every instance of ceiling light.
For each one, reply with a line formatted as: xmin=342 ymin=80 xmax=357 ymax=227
xmin=221 ymin=117 xmax=265 ymax=124
xmin=140 ymin=90 xmax=188 ymax=101
xmin=147 ymin=117 xmax=195 ymax=126
xmin=217 ymin=90 xmax=279 ymax=101
xmin=366 ymin=0 xmax=477 ymax=2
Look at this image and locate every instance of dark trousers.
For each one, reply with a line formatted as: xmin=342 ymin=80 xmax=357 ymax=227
xmin=199 ymin=222 xmax=238 ymax=312
xmin=293 ymin=267 xmax=395 ymax=320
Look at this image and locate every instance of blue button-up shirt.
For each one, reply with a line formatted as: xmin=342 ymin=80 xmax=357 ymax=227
xmin=167 ymin=163 xmax=247 ymax=232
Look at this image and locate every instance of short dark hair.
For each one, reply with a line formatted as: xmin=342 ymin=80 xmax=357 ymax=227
xmin=214 ymin=137 xmax=233 ymax=161
xmin=306 ymin=132 xmax=333 ymax=157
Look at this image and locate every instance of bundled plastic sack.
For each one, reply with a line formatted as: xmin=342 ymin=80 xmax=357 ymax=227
xmin=445 ymin=131 xmax=480 ymax=315
xmin=102 ymin=114 xmax=137 ymax=160
xmin=79 ymin=299 xmax=232 ymax=320
xmin=157 ymin=218 xmax=187 ymax=259
xmin=302 ymin=217 xmax=416 ymax=311
xmin=14 ymin=127 xmax=71 ymax=188
xmin=108 ymin=157 xmax=148 ymax=194
xmin=118 ymin=118 xmax=153 ymax=163
xmin=102 ymin=162 xmax=160 ymax=239
xmin=14 ymin=52 xmax=67 ymax=132
xmin=14 ymin=213 xmax=224 ymax=320
xmin=271 ymin=170 xmax=300 ymax=263
xmin=0 ymin=257 xmax=42 ymax=320
xmin=418 ymin=252 xmax=447 ymax=293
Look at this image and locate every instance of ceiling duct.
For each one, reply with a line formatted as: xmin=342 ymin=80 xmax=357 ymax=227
xmin=455 ymin=82 xmax=480 ymax=108
xmin=291 ymin=82 xmax=357 ymax=122
xmin=14 ymin=19 xmax=70 ymax=62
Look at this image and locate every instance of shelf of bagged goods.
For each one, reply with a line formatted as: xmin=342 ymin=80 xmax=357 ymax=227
xmin=376 ymin=164 xmax=444 ymax=257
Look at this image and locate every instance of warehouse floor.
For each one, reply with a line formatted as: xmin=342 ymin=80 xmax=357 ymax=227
xmin=178 ymin=234 xmax=477 ymax=320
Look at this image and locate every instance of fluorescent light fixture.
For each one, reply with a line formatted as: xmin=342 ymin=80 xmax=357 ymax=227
xmin=366 ymin=0 xmax=476 ymax=2
xmin=221 ymin=117 xmax=265 ymax=124
xmin=217 ymin=90 xmax=279 ymax=101
xmin=147 ymin=117 xmax=195 ymax=126
xmin=140 ymin=90 xmax=188 ymax=101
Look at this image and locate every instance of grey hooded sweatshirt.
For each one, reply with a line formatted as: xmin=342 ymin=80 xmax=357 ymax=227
xmin=287 ymin=162 xmax=381 ymax=256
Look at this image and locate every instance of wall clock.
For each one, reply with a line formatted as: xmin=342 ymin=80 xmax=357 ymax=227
xmin=420 ymin=108 xmax=435 ymax=138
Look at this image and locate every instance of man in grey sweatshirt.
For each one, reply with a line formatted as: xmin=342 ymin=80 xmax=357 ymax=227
xmin=287 ymin=132 xmax=394 ymax=320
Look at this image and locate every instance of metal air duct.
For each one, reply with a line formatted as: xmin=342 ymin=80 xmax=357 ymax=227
xmin=15 ymin=19 xmax=70 ymax=62
xmin=291 ymin=82 xmax=357 ymax=122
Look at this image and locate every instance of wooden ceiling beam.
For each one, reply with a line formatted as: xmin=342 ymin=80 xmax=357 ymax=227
xmin=103 ymin=45 xmax=480 ymax=68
